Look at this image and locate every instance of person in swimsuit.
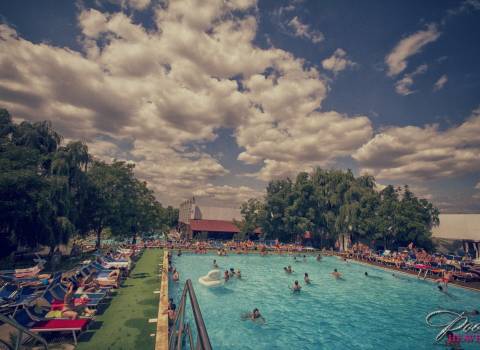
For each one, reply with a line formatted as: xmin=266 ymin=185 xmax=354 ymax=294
xmin=304 ymin=273 xmax=311 ymax=284
xmin=213 ymin=259 xmax=218 ymax=268
xmin=224 ymin=270 xmax=230 ymax=282
xmin=291 ymin=280 xmax=301 ymax=292
xmin=172 ymin=269 xmax=179 ymax=282
xmin=61 ymin=283 xmax=79 ymax=319
xmin=331 ymin=269 xmax=342 ymax=279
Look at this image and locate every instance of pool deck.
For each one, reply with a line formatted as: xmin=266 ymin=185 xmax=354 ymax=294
xmin=155 ymin=250 xmax=169 ymax=350
xmin=76 ymin=248 xmax=163 ymax=350
xmin=344 ymin=255 xmax=480 ymax=292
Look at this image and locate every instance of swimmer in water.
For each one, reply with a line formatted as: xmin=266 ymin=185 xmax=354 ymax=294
xmin=365 ymin=272 xmax=383 ymax=280
xmin=241 ymin=308 xmax=265 ymax=323
xmin=172 ymin=269 xmax=179 ymax=282
xmin=304 ymin=273 xmax=311 ymax=284
xmin=331 ymin=269 xmax=342 ymax=279
xmin=316 ymin=254 xmax=322 ymax=261
xmin=229 ymin=268 xmax=235 ymax=277
xmin=290 ymin=280 xmax=302 ymax=292
xmin=437 ymin=285 xmax=455 ymax=299
xmin=213 ymin=259 xmax=218 ymax=268
xmin=236 ymin=269 xmax=242 ymax=278
xmin=303 ymin=255 xmax=307 ymax=262
xmin=286 ymin=265 xmax=293 ymax=273
xmin=224 ymin=270 xmax=229 ymax=282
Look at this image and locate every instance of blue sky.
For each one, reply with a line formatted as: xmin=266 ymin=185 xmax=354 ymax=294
xmin=0 ymin=0 xmax=479 ymax=211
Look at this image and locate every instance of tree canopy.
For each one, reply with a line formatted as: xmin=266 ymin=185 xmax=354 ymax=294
xmin=0 ymin=109 xmax=178 ymax=257
xmin=240 ymin=168 xmax=439 ymax=251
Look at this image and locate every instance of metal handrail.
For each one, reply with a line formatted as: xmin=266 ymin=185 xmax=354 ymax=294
xmin=169 ymin=279 xmax=212 ymax=350
xmin=0 ymin=313 xmax=48 ymax=350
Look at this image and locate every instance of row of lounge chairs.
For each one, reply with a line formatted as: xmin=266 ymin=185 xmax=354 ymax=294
xmin=0 ymin=247 xmax=141 ymax=347
xmin=349 ymin=251 xmax=480 ymax=283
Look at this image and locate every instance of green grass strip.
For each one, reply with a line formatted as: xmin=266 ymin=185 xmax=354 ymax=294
xmin=77 ymin=249 xmax=163 ymax=350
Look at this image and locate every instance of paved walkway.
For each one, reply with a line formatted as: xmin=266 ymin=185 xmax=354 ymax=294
xmin=77 ymin=249 xmax=163 ymax=350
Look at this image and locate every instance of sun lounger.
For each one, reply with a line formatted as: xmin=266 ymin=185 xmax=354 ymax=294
xmin=12 ymin=308 xmax=90 ymax=345
xmin=49 ymin=284 xmax=103 ymax=308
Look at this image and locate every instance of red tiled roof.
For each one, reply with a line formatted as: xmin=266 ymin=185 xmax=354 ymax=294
xmin=190 ymin=219 xmax=240 ymax=233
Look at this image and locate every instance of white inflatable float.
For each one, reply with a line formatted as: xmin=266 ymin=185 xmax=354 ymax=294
xmin=199 ymin=269 xmax=223 ymax=287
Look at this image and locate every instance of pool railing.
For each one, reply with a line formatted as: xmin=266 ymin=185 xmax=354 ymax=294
xmin=169 ymin=279 xmax=212 ymax=350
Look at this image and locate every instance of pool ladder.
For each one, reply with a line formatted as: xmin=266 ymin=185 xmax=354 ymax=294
xmin=169 ymin=279 xmax=212 ymax=350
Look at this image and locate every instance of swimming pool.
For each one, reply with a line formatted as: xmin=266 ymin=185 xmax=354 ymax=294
xmin=170 ymin=253 xmax=480 ymax=349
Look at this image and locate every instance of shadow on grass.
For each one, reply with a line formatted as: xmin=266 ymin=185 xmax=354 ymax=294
xmin=77 ymin=331 xmax=95 ymax=343
xmin=137 ymin=296 xmax=158 ymax=305
xmin=144 ymin=277 xmax=159 ymax=286
xmin=131 ymin=272 xmax=150 ymax=279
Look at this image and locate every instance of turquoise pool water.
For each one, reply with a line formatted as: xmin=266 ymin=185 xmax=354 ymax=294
xmin=170 ymin=254 xmax=480 ymax=349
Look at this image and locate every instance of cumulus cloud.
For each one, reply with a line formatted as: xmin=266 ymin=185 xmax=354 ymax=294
xmin=354 ymin=107 xmax=480 ymax=181
xmin=394 ymin=64 xmax=428 ymax=96
xmin=237 ymin=110 xmax=373 ymax=180
xmin=433 ymin=74 xmax=448 ymax=91
xmin=193 ymin=184 xmax=264 ymax=204
xmin=385 ymin=24 xmax=440 ymax=76
xmin=288 ymin=16 xmax=324 ymax=43
xmin=1 ymin=0 xmax=369 ymax=205
xmin=322 ymin=48 xmax=356 ymax=74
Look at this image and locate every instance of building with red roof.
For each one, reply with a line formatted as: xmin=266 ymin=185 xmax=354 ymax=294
xmin=179 ymin=197 xmax=244 ymax=240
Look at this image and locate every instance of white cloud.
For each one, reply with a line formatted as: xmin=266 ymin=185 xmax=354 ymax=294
xmin=193 ymin=184 xmax=264 ymax=204
xmin=394 ymin=64 xmax=428 ymax=96
xmin=433 ymin=74 xmax=448 ymax=91
xmin=354 ymin=107 xmax=480 ymax=181
xmin=288 ymin=16 xmax=324 ymax=43
xmin=322 ymin=48 xmax=356 ymax=74
xmin=2 ymin=0 xmax=368 ymax=204
xmin=237 ymin=110 xmax=373 ymax=180
xmin=385 ymin=24 xmax=440 ymax=76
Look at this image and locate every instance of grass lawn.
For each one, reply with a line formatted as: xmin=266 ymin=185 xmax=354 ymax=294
xmin=77 ymin=248 xmax=163 ymax=350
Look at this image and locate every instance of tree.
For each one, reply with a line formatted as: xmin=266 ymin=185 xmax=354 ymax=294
xmin=241 ymin=167 xmax=439 ymax=250
xmin=235 ymin=198 xmax=265 ymax=240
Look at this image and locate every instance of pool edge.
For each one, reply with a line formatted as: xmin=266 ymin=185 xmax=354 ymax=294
xmin=155 ymin=250 xmax=169 ymax=350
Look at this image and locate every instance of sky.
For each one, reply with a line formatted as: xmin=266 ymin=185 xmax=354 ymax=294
xmin=0 ymin=0 xmax=479 ymax=212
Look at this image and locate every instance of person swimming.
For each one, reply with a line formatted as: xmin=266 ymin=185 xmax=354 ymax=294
xmin=316 ymin=254 xmax=322 ymax=261
xmin=291 ymin=280 xmax=301 ymax=292
xmin=437 ymin=285 xmax=456 ymax=299
xmin=241 ymin=308 xmax=265 ymax=323
xmin=365 ymin=272 xmax=383 ymax=279
xmin=303 ymin=255 xmax=307 ymax=262
xmin=229 ymin=268 xmax=235 ymax=277
xmin=224 ymin=270 xmax=230 ymax=282
xmin=331 ymin=269 xmax=342 ymax=279
xmin=236 ymin=269 xmax=242 ymax=278
xmin=172 ymin=268 xmax=180 ymax=282
xmin=304 ymin=273 xmax=311 ymax=284
xmin=213 ymin=259 xmax=218 ymax=268
xmin=287 ymin=265 xmax=293 ymax=273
